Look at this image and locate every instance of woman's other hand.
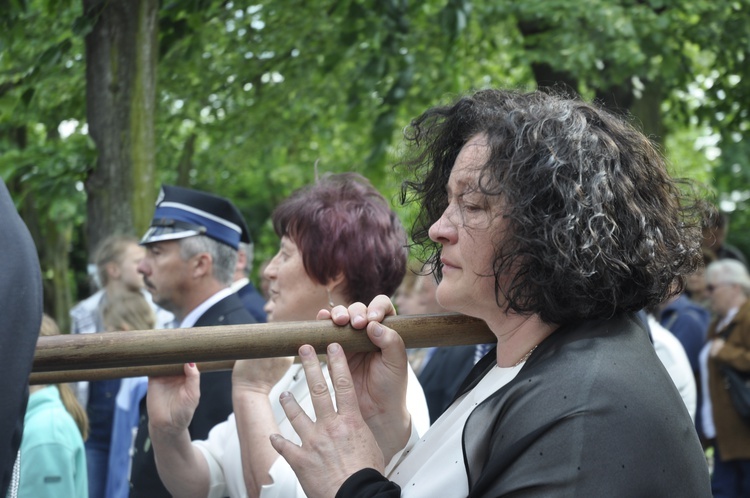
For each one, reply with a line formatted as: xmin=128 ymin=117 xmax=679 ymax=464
xmin=232 ymin=356 xmax=294 ymax=396
xmin=270 ymin=343 xmax=385 ymax=498
xmin=317 ymin=294 xmax=412 ymax=461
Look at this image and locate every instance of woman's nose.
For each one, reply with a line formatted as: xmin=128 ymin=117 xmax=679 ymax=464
xmin=429 ymin=209 xmax=457 ymax=245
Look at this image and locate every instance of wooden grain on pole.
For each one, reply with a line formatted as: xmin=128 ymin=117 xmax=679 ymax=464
xmin=29 ymin=361 xmax=237 ymax=385
xmin=32 ymin=313 xmax=495 ymax=383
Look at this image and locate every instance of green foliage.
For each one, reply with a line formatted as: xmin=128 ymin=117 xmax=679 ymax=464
xmin=1 ymin=0 xmax=750 ymax=305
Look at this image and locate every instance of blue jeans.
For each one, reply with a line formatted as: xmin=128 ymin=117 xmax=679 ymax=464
xmin=86 ymin=378 xmax=120 ymax=498
xmin=712 ymin=445 xmax=750 ymax=498
xmin=86 ymin=445 xmax=109 ymax=498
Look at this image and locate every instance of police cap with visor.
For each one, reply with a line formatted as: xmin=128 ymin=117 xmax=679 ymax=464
xmin=140 ymin=185 xmax=250 ymax=250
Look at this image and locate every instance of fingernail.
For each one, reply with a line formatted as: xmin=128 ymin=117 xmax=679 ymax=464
xmin=279 ymin=391 xmax=291 ymax=401
xmin=188 ymin=362 xmax=196 ymax=368
xmin=299 ymin=345 xmax=314 ymax=357
xmin=368 ymin=311 xmax=379 ymax=319
xmin=328 ymin=343 xmax=340 ymax=354
xmin=372 ymin=323 xmax=383 ymax=337
xmin=334 ymin=311 xmax=346 ymax=320
xmin=353 ymin=314 xmax=366 ymax=326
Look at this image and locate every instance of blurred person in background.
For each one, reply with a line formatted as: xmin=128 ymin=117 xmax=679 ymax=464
xmin=69 ymin=235 xmax=173 ymax=498
xmin=231 ymin=241 xmax=267 ymax=323
xmin=701 ymin=259 xmax=750 ymax=497
xmin=102 ymin=291 xmax=156 ymax=498
xmin=702 ymin=210 xmax=748 ymax=266
xmin=17 ymin=315 xmax=89 ymax=498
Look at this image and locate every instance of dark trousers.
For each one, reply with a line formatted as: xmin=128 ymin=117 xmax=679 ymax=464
xmin=712 ymin=445 xmax=750 ymax=498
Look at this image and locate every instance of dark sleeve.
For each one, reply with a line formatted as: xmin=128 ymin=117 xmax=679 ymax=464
xmin=0 ymin=180 xmax=43 ymax=497
xmin=188 ymin=370 xmax=233 ymax=440
xmin=335 ymin=468 xmax=401 ymax=498
xmin=668 ymin=313 xmax=708 ymax=372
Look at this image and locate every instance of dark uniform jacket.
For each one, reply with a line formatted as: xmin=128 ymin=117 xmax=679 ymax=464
xmin=130 ymin=293 xmax=256 ymax=497
xmin=337 ymin=313 xmax=711 ymax=497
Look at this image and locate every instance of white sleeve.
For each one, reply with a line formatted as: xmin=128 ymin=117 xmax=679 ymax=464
xmin=385 ymin=422 xmax=421 ymax=476
xmin=405 ymin=363 xmax=431 ymax=437
xmin=258 ymin=366 xmax=312 ymax=498
xmin=258 ymin=364 xmax=430 ymax=498
xmin=259 ymin=458 xmax=307 ymax=498
xmin=193 ymin=417 xmax=233 ymax=498
xmin=649 ymin=316 xmax=697 ymax=421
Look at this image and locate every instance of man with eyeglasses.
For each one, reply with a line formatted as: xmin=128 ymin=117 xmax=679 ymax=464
xmin=129 ymin=185 xmax=257 ymax=498
xmin=700 ymin=259 xmax=750 ymax=497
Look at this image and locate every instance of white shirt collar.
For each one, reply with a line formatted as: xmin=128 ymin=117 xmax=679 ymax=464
xmin=717 ymin=306 xmax=740 ymax=332
xmin=180 ymin=287 xmax=235 ymax=328
xmin=230 ymin=277 xmax=249 ymax=293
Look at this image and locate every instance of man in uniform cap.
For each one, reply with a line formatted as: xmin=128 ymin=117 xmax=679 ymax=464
xmin=129 ymin=185 xmax=257 ymax=498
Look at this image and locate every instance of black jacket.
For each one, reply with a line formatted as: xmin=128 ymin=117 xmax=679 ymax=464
xmin=0 ymin=180 xmax=43 ymax=497
xmin=130 ymin=292 xmax=256 ymax=498
xmin=338 ymin=313 xmax=711 ymax=497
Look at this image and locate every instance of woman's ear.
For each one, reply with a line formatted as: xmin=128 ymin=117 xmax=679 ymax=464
xmin=328 ymin=272 xmax=346 ymax=290
xmin=327 ymin=273 xmax=348 ymax=304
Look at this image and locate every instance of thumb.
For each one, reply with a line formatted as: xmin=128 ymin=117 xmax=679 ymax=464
xmin=270 ymin=433 xmax=300 ymax=462
xmin=184 ymin=363 xmax=201 ymax=400
xmin=366 ymin=322 xmax=406 ymax=363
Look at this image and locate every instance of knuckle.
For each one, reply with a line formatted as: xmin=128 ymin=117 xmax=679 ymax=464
xmin=333 ymin=374 xmax=354 ymax=393
xmin=309 ymin=380 xmax=330 ymax=398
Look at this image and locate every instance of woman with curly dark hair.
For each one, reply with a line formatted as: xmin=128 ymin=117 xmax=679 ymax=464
xmin=268 ymin=89 xmax=712 ymax=497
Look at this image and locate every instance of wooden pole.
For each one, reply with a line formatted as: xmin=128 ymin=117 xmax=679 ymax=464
xmin=31 ymin=313 xmax=494 ymax=384
xmin=30 ymin=361 xmax=237 ymax=385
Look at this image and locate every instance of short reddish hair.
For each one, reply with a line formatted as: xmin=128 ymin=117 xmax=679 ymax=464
xmin=272 ymin=173 xmax=407 ymax=303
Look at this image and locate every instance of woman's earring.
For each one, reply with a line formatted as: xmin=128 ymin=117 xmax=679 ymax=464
xmin=326 ymin=288 xmax=335 ymax=308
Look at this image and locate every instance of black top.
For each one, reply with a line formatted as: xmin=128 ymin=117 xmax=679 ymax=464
xmin=129 ymin=293 xmax=256 ymax=497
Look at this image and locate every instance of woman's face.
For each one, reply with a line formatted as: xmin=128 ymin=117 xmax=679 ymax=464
xmin=263 ymin=235 xmax=331 ymax=322
xmin=428 ymin=134 xmax=507 ymax=320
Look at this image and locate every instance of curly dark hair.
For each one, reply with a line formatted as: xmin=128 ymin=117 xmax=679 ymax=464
xmin=272 ymin=172 xmax=407 ymax=304
xmin=400 ymin=89 xmax=703 ymax=325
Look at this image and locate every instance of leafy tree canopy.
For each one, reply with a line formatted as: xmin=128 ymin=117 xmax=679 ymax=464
xmin=1 ymin=0 xmax=748 ymax=313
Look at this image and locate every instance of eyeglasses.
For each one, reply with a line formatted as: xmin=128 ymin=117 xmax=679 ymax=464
xmin=707 ymin=282 xmax=733 ymax=293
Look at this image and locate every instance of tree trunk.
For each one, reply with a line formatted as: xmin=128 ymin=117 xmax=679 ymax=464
xmin=595 ymin=81 xmax=635 ymax=118
xmin=5 ymin=127 xmax=74 ymax=331
xmin=83 ymin=0 xmax=159 ymax=255
xmin=628 ymin=81 xmax=665 ymax=146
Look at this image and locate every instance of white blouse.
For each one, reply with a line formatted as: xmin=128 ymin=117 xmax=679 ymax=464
xmin=387 ymin=363 xmax=523 ymax=497
xmin=193 ymin=363 xmax=430 ymax=498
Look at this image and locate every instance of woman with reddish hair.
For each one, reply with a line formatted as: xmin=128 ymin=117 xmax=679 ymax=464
xmin=146 ymin=173 xmax=429 ymax=498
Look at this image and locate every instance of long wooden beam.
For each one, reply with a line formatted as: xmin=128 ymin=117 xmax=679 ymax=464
xmin=31 ymin=313 xmax=495 ymax=384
